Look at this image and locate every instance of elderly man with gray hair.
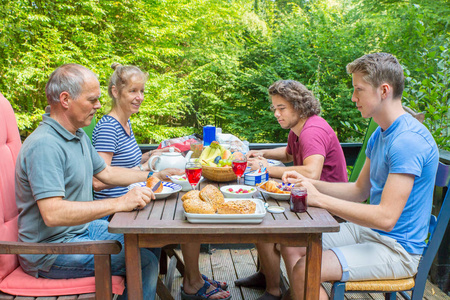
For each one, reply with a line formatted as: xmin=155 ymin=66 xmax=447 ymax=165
xmin=15 ymin=63 xmax=170 ymax=300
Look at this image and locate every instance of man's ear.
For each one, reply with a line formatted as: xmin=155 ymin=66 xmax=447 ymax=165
xmin=59 ymin=92 xmax=70 ymax=108
xmin=380 ymin=83 xmax=391 ymax=100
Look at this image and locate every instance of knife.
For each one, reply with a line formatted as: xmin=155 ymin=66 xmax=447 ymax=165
xmin=152 ymin=180 xmax=163 ymax=193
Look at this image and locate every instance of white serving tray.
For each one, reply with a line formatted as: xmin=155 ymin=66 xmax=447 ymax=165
xmin=184 ymin=198 xmax=266 ymax=224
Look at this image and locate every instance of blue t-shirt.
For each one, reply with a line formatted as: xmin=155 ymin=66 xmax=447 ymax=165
xmin=366 ymin=113 xmax=439 ymax=255
xmin=92 ymin=115 xmax=142 ymax=199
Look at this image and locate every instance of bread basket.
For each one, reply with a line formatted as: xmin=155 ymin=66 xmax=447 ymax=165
xmin=201 ymin=165 xmax=237 ymax=182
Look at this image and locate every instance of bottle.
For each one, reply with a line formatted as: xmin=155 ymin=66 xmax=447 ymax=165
xmin=203 ymin=125 xmax=216 ymax=146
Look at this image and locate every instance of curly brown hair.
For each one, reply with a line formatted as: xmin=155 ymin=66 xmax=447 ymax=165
xmin=268 ymin=80 xmax=320 ymax=119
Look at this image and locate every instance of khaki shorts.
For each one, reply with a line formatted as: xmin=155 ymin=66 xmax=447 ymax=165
xmin=323 ymin=223 xmax=421 ymax=282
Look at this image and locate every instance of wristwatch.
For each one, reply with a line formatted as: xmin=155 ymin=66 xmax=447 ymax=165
xmin=138 ymin=164 xmax=145 ymax=171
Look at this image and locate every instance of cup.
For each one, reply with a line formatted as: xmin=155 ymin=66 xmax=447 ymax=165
xmin=203 ymin=125 xmax=216 ymax=146
xmin=290 ymin=187 xmax=307 ymax=213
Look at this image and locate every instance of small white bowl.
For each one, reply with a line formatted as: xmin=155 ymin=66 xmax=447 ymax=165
xmin=169 ymin=175 xmax=204 ymax=192
xmin=220 ymin=185 xmax=258 ymax=198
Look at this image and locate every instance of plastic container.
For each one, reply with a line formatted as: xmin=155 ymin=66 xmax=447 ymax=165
xmin=244 ymin=170 xmax=269 ymax=186
xmin=203 ymin=125 xmax=216 ymax=146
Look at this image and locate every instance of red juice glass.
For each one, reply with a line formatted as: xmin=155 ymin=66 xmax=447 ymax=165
xmin=185 ymin=161 xmax=202 ymax=190
xmin=231 ymin=153 xmax=247 ymax=185
xmin=290 ymin=187 xmax=307 ymax=213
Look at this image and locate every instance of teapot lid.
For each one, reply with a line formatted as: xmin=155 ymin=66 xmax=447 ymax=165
xmin=161 ymin=147 xmax=182 ymax=156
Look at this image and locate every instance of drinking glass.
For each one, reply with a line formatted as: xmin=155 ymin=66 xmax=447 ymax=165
xmin=231 ymin=153 xmax=247 ymax=185
xmin=290 ymin=186 xmax=308 ymax=213
xmin=185 ymin=161 xmax=202 ymax=190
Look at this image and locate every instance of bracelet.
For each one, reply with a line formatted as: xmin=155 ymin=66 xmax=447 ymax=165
xmin=147 ymin=171 xmax=154 ymax=179
xmin=138 ymin=164 xmax=145 ymax=171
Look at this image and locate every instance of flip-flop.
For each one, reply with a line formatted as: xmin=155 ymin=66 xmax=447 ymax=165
xmin=202 ymin=274 xmax=229 ymax=290
xmin=181 ymin=281 xmax=231 ymax=300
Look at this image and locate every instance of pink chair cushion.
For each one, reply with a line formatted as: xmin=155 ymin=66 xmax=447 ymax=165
xmin=0 ymin=216 xmax=19 ymax=282
xmin=0 ymin=267 xmax=125 ymax=296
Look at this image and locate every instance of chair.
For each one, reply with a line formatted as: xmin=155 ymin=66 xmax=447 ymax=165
xmin=330 ymin=162 xmax=450 ymax=300
xmin=0 ymin=93 xmax=125 ymax=299
xmin=82 ymin=116 xmax=97 ymax=142
xmin=348 ymin=118 xmax=378 ymax=182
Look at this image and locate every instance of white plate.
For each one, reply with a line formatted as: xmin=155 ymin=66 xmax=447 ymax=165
xmin=220 ymin=185 xmax=258 ymax=198
xmin=128 ymin=181 xmax=182 ymax=199
xmin=169 ymin=175 xmax=204 ymax=192
xmin=184 ymin=199 xmax=266 ymax=224
xmin=257 ymin=182 xmax=294 ymax=201
xmin=267 ymin=159 xmax=283 ymax=166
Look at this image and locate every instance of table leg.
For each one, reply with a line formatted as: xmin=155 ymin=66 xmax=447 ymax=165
xmin=304 ymin=234 xmax=322 ymax=300
xmin=125 ymin=234 xmax=143 ymax=300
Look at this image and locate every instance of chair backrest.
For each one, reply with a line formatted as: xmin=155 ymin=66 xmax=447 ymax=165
xmin=348 ymin=118 xmax=378 ymax=182
xmin=0 ymin=93 xmax=22 ymax=282
xmin=412 ymin=162 xmax=450 ymax=299
xmin=82 ymin=116 xmax=97 ymax=142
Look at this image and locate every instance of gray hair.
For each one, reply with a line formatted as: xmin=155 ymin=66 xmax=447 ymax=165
xmin=45 ymin=64 xmax=98 ymax=105
xmin=346 ymin=53 xmax=404 ymax=99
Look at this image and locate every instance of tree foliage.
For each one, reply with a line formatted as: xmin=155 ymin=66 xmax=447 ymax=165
xmin=1 ymin=0 xmax=448 ymax=150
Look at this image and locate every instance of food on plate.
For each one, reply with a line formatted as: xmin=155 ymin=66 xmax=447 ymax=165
xmin=171 ymin=175 xmax=188 ymax=181
xmin=227 ymin=187 xmax=255 ymax=194
xmin=181 ymin=190 xmax=201 ymax=202
xmin=183 ymin=197 xmax=216 ymax=214
xmin=146 ymin=176 xmax=163 ymax=193
xmin=199 ymin=184 xmax=225 ymax=210
xmin=258 ymin=180 xmax=290 ymax=194
xmin=217 ymin=200 xmax=256 ymax=214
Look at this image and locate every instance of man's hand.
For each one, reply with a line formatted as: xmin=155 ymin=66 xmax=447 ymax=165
xmin=282 ymin=170 xmax=307 ymax=184
xmin=247 ymin=157 xmax=269 ymax=171
xmin=157 ymin=168 xmax=185 ymax=180
xmin=117 ymin=186 xmax=155 ymax=211
xmin=246 ymin=150 xmax=264 ymax=158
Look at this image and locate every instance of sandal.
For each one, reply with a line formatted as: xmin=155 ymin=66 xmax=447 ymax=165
xmin=181 ymin=281 xmax=231 ymax=300
xmin=202 ymin=274 xmax=229 ymax=290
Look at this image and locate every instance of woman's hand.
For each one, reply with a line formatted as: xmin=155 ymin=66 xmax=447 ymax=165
xmin=157 ymin=168 xmax=185 ymax=180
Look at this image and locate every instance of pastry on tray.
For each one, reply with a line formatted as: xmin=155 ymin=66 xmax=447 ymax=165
xmin=181 ymin=190 xmax=201 ymax=202
xmin=199 ymin=184 xmax=224 ymax=210
xmin=217 ymin=200 xmax=256 ymax=214
xmin=183 ymin=197 xmax=215 ymax=214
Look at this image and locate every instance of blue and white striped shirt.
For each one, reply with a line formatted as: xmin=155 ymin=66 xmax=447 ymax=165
xmin=92 ymin=115 xmax=142 ymax=199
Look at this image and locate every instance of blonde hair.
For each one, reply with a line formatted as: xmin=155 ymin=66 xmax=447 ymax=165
xmin=108 ymin=63 xmax=149 ymax=108
xmin=346 ymin=53 xmax=404 ymax=99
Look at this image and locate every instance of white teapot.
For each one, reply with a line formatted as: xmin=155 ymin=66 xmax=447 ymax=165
xmin=148 ymin=147 xmax=193 ymax=172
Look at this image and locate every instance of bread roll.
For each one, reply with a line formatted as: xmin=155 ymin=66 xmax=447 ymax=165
xmin=146 ymin=176 xmax=163 ymax=193
xmin=217 ymin=200 xmax=256 ymax=214
xmin=199 ymin=185 xmax=224 ymax=210
xmin=183 ymin=197 xmax=215 ymax=214
xmin=181 ymin=190 xmax=201 ymax=202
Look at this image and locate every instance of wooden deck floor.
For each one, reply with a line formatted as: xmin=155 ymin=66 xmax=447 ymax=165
xmin=157 ymin=248 xmax=449 ymax=300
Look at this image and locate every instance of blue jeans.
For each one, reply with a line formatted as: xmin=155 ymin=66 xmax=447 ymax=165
xmin=38 ymin=220 xmax=160 ymax=300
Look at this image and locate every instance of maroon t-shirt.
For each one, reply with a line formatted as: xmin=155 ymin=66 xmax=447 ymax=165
xmin=286 ymin=115 xmax=348 ymax=182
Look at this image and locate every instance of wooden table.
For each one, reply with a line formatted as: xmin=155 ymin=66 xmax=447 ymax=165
xmin=108 ymin=180 xmax=340 ymax=300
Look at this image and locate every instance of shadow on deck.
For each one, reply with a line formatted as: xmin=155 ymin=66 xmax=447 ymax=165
xmin=157 ymin=248 xmax=449 ymax=300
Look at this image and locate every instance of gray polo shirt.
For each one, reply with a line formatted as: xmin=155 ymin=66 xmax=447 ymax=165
xmin=15 ymin=114 xmax=106 ymax=277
